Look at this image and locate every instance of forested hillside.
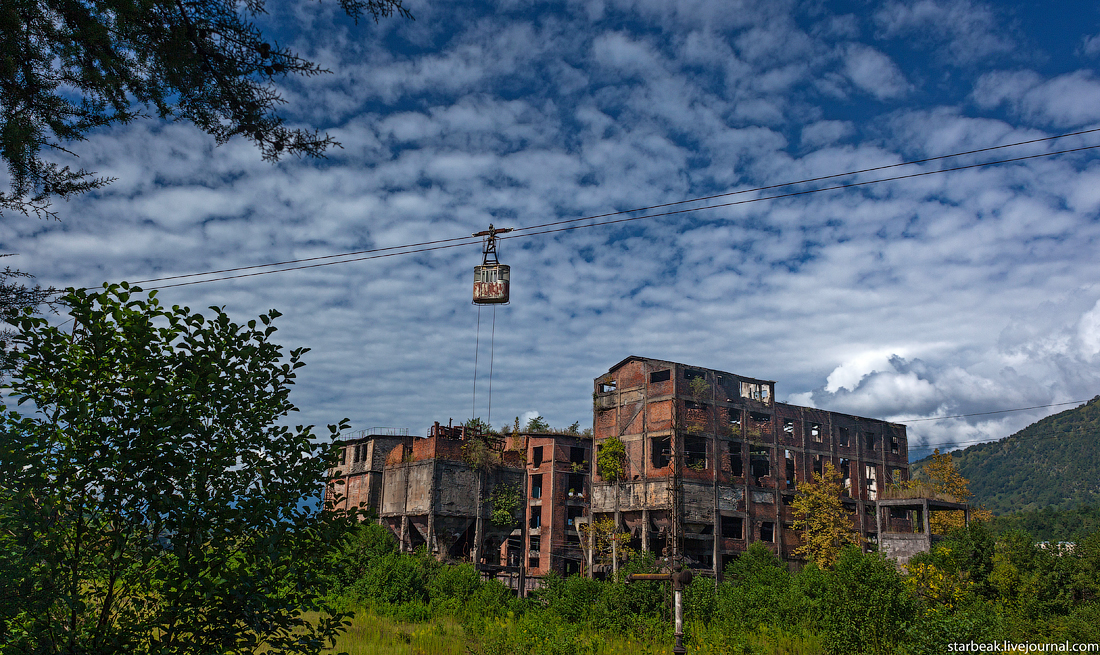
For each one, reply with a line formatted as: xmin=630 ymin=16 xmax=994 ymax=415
xmin=910 ymin=396 xmax=1100 ymax=516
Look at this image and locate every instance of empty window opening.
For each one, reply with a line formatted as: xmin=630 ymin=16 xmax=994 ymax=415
xmin=750 ymin=412 xmax=771 ymax=426
xmin=567 ymin=473 xmax=585 ymax=497
xmin=783 ymin=419 xmax=794 ymax=434
xmin=529 ymin=508 xmax=542 ymax=529
xmin=781 ymin=494 xmax=794 ymax=506
xmin=760 ymin=522 xmax=775 ymax=542
xmin=838 ymin=427 xmax=850 ymax=447
xmin=566 ymin=532 xmax=580 ymax=545
xmin=865 ymin=432 xmax=876 ymax=451
xmin=749 ymin=446 xmax=770 ymax=484
xmin=891 ymin=436 xmax=900 ymax=455
xmin=599 ymin=380 xmax=617 ymax=393
xmin=566 ymin=505 xmax=584 ymax=529
xmin=741 ymin=382 xmax=764 ymax=401
xmin=839 ymin=459 xmax=852 ymax=492
xmin=528 ymin=557 xmax=540 ymax=568
xmin=685 ymin=369 xmax=706 ymax=380
xmin=685 ymin=400 xmax=707 ymax=411
xmin=729 ymin=442 xmax=743 ymax=477
xmin=532 ymin=446 xmax=544 ymax=468
xmin=651 ymin=436 xmax=671 ymax=468
xmin=813 ymin=454 xmax=823 ymax=477
xmin=810 ymin=422 xmax=822 ymax=442
xmin=865 ymin=465 xmax=878 ymax=500
xmin=729 ymin=409 xmax=742 ymax=433
xmin=530 ymin=535 xmax=541 ymax=552
xmin=353 ymin=444 xmax=361 ymax=462
xmin=570 ymin=446 xmax=587 ymax=467
xmin=785 ymin=450 xmax=795 ymax=488
xmin=531 ymin=474 xmax=543 ymax=499
xmin=650 ymin=369 xmax=671 ymax=383
xmin=340 ymin=447 xmax=347 ymax=465
xmin=684 ymin=435 xmax=708 ymax=469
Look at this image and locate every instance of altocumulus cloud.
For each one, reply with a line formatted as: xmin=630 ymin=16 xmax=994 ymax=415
xmin=3 ymin=0 xmax=1100 ymax=459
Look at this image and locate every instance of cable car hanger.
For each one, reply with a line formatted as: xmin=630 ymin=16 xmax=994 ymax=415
xmin=472 ymin=224 xmax=512 ymax=305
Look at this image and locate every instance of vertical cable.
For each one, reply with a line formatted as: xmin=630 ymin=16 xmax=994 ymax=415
xmin=472 ymin=305 xmax=481 ymax=422
xmin=487 ymin=305 xmax=496 ymax=426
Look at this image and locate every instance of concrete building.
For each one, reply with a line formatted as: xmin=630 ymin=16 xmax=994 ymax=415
xmin=590 ymin=356 xmax=911 ymax=576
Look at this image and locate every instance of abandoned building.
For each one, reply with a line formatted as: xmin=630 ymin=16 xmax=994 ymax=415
xmin=590 ymin=356 xmax=911 ymax=577
xmin=327 ymin=355 xmax=926 ymax=580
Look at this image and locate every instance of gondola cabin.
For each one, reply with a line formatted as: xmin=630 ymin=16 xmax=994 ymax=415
xmin=473 ymin=264 xmax=510 ymax=304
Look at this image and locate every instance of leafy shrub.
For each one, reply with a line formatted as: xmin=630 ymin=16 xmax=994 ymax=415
xmin=820 ymin=546 xmax=915 ymax=655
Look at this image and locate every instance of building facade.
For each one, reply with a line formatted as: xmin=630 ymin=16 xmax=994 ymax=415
xmin=590 ymin=356 xmax=910 ymax=577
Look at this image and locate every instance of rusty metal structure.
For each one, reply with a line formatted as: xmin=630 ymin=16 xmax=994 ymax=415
xmin=591 ymin=356 xmax=911 ymax=577
xmin=472 ymin=224 xmax=512 ymax=305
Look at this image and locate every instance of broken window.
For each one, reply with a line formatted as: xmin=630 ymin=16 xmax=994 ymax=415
xmin=651 ymin=436 xmax=671 ymax=468
xmin=684 ymin=435 xmax=708 ymax=469
xmin=567 ymin=505 xmax=584 ymax=529
xmin=567 ymin=473 xmax=585 ymax=497
xmin=722 ymin=516 xmax=743 ymax=538
xmin=570 ymin=446 xmax=587 ymax=467
xmin=865 ymin=465 xmax=878 ymax=500
xmin=783 ymin=419 xmax=794 ymax=434
xmin=530 ymin=536 xmax=541 ymax=552
xmin=529 ymin=557 xmax=540 ymax=568
xmin=650 ymin=369 xmax=671 ymax=383
xmin=729 ymin=442 xmax=743 ymax=477
xmin=785 ymin=450 xmax=795 ymax=488
xmin=865 ymin=432 xmax=876 ymax=451
xmin=531 ymin=474 xmax=543 ymax=499
xmin=529 ymin=507 xmax=542 ymax=529
xmin=890 ymin=436 xmax=900 ymax=455
xmin=813 ymin=454 xmax=823 ymax=477
xmin=761 ymin=522 xmax=774 ymax=542
xmin=532 ymin=446 xmax=544 ymax=468
xmin=837 ymin=427 xmax=850 ymax=447
xmin=685 ymin=369 xmax=705 ymax=380
xmin=810 ymin=422 xmax=822 ymax=442
xmin=599 ymin=380 xmax=617 ymax=393
xmin=728 ymin=409 xmax=741 ymax=435
xmin=749 ymin=446 xmax=770 ymax=484
xmin=839 ymin=459 xmax=852 ymax=493
xmin=741 ymin=382 xmax=763 ymax=401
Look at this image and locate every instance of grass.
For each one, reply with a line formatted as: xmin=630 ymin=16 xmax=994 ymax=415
xmin=297 ymin=610 xmax=470 ymax=655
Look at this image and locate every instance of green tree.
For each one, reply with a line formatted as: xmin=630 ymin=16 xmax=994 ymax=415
xmin=1 ymin=0 xmax=411 ymax=218
xmin=821 ymin=546 xmax=916 ymax=655
xmin=525 ymin=415 xmax=550 ymax=433
xmin=791 ymin=462 xmax=861 ymax=567
xmin=0 ymin=283 xmax=351 ymax=654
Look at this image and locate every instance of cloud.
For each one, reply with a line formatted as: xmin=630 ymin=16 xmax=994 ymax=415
xmin=874 ymin=0 xmax=1015 ymax=64
xmin=841 ymin=44 xmax=910 ymax=100
xmin=973 ymin=70 xmax=1100 ymax=127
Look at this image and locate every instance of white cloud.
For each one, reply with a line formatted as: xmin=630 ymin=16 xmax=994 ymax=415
xmin=973 ymin=70 xmax=1100 ymax=127
xmin=874 ymin=0 xmax=1015 ymax=64
xmin=842 ymin=44 xmax=910 ymax=100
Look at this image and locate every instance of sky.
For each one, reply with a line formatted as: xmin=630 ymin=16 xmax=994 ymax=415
xmin=4 ymin=0 xmax=1100 ymax=460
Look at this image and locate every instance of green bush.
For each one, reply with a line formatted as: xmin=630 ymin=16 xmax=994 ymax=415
xmin=821 ymin=546 xmax=915 ymax=655
xmin=351 ymin=551 xmax=437 ymax=608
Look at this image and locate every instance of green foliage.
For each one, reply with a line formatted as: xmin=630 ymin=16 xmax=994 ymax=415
xmin=910 ymin=396 xmax=1100 ymax=516
xmin=689 ymin=376 xmax=710 ymax=399
xmin=598 ymin=436 xmax=627 ymax=483
xmin=525 ymin=415 xmax=550 ymax=433
xmin=994 ymin=503 xmax=1100 ymax=542
xmin=332 ymin=522 xmax=399 ymax=590
xmin=1 ymin=0 xmax=411 ymax=218
xmin=489 ymin=483 xmax=522 ymax=527
xmin=0 ymin=284 xmax=350 ymax=654
xmin=567 ymin=421 xmax=581 ymax=435
xmin=821 ymin=546 xmax=915 ymax=655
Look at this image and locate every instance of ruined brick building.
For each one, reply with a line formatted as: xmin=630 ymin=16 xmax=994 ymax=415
xmin=590 ymin=356 xmax=911 ymax=577
xmin=326 ymin=355 xmax=916 ymax=580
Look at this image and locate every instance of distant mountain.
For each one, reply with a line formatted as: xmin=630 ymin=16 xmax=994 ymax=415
xmin=909 ymin=396 xmax=1100 ymax=516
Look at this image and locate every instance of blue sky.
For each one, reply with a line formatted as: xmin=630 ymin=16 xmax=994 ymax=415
xmin=5 ymin=0 xmax=1100 ymax=459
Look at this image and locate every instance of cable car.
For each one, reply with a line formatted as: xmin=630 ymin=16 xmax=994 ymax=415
xmin=473 ymin=224 xmax=512 ymax=305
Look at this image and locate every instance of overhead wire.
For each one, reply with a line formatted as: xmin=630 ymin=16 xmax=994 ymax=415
xmin=74 ymin=126 xmax=1100 ymax=291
